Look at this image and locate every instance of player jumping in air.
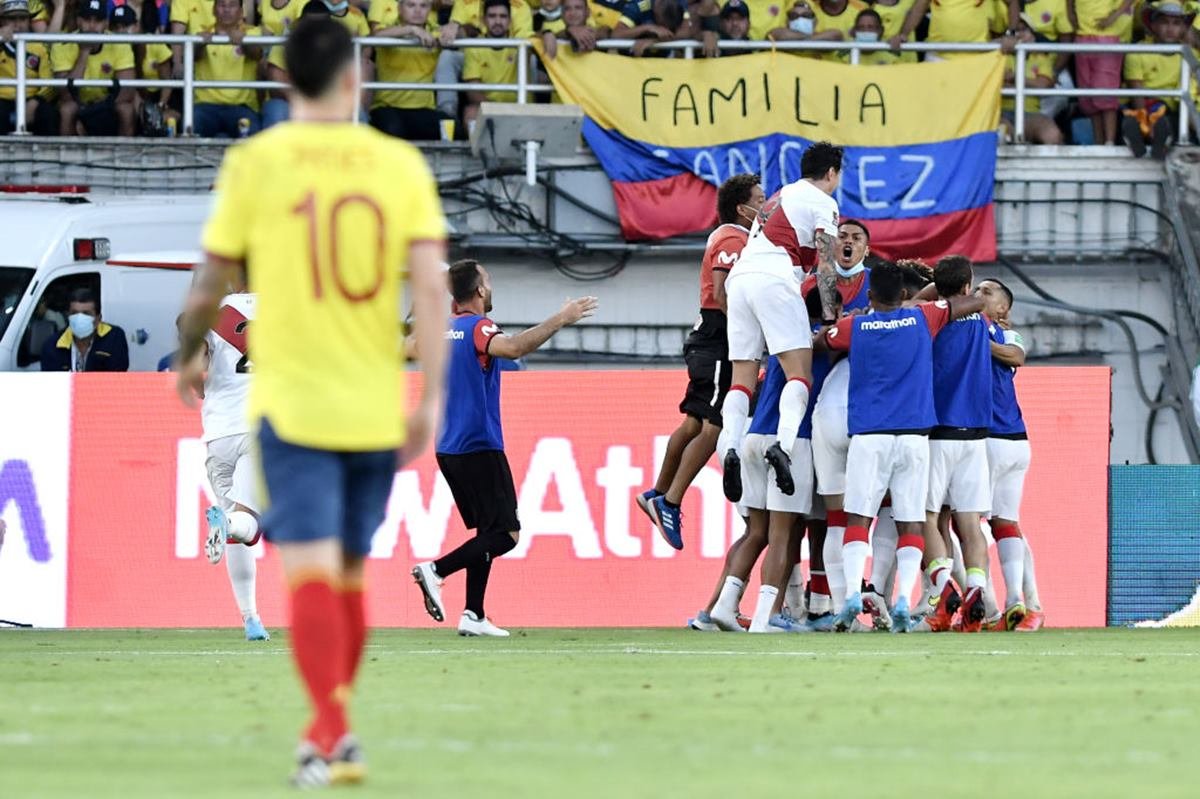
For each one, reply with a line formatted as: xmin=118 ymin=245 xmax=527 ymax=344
xmin=412 ymin=260 xmax=597 ymax=636
xmin=720 ymin=143 xmax=844 ymax=512
xmin=200 ymin=289 xmax=269 ymax=642
xmin=641 ymin=173 xmax=765 ymax=550
xmin=177 ymin=17 xmax=449 ymax=788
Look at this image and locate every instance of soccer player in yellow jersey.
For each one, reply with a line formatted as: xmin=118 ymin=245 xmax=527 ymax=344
xmin=176 ymin=17 xmax=449 ymax=788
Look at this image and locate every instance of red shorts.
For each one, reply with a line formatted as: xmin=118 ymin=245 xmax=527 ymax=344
xmin=1075 ymin=36 xmax=1123 ymax=115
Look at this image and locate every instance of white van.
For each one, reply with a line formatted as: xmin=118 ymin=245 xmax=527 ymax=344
xmin=0 ymin=190 xmax=209 ymax=371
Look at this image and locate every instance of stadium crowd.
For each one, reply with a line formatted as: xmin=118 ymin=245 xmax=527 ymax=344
xmin=0 ymin=0 xmax=1197 ymax=150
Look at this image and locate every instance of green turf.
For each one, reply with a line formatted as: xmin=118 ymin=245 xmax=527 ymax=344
xmin=2 ymin=628 xmax=1199 ymax=798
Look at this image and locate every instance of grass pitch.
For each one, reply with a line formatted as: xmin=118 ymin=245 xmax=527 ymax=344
xmin=2 ymin=628 xmax=1198 ymax=798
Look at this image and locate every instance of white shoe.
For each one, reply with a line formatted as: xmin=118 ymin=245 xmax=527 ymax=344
xmin=709 ymin=608 xmax=746 ymax=632
xmin=412 ymin=562 xmax=445 ymax=622
xmin=458 ymin=611 xmax=510 ymax=637
xmin=204 ymin=506 xmax=228 ymax=565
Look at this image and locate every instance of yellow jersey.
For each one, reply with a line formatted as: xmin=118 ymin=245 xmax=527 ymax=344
xmin=451 ymin=0 xmax=535 ymax=39
xmin=331 ymin=7 xmax=372 ymax=37
xmin=141 ymin=43 xmax=174 ymax=79
xmin=927 ymin=0 xmax=998 ymax=58
xmin=0 ymin=42 xmax=52 ymax=101
xmin=1002 ymin=50 xmax=1056 ymax=111
xmin=202 ymin=123 xmax=447 ymax=450
xmin=463 ymin=45 xmax=518 ymax=102
xmin=589 ymin=0 xmax=624 ymax=30
xmin=1123 ymin=50 xmax=1182 ymax=109
xmin=195 ymin=26 xmax=262 ymax=107
xmin=998 ymin=0 xmax=1073 ymax=38
xmin=30 ymin=0 xmax=49 ymax=25
xmin=734 ymin=0 xmax=787 ymax=40
xmin=258 ymin=0 xmax=304 ymax=34
xmin=1072 ymin=0 xmax=1135 ymax=39
xmin=871 ymin=0 xmax=918 ymax=61
xmin=51 ymin=41 xmax=136 ymax=104
xmin=170 ymin=0 xmax=217 ymax=33
xmin=369 ymin=0 xmax=441 ymax=110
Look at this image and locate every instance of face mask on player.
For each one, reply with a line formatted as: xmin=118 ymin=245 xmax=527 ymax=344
xmin=836 ymin=261 xmax=866 ymax=278
xmin=789 ymin=16 xmax=814 ymax=35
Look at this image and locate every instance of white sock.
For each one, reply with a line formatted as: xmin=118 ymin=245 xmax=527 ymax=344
xmin=997 ymin=537 xmax=1026 ymax=609
xmin=894 ymin=545 xmax=923 ymax=605
xmin=774 ymin=379 xmax=810 ymax=455
xmin=983 ymin=572 xmax=1000 ymax=618
xmin=869 ymin=510 xmax=899 ymax=591
xmin=1023 ymin=540 xmax=1042 ymax=610
xmin=225 ymin=542 xmax=258 ymax=620
xmin=713 ymin=576 xmax=744 ymax=620
xmin=750 ymin=585 xmax=779 ymax=631
xmin=842 ymin=540 xmax=869 ymax=600
xmin=227 ymin=510 xmax=259 ymax=544
xmin=965 ymin=567 xmax=987 ymax=591
xmin=950 ymin=533 xmax=968 ymax=590
xmin=927 ymin=558 xmax=953 ymax=593
xmin=824 ymin=525 xmax=846 ymax=612
xmin=720 ymin=389 xmax=750 ymax=456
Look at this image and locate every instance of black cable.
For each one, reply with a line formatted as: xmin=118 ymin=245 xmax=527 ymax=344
xmin=1146 ymin=381 xmax=1166 ymax=465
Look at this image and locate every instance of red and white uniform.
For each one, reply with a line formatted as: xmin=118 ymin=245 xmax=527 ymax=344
xmin=203 ymin=293 xmax=259 ymax=514
xmin=725 ymin=179 xmax=839 ymax=361
xmin=699 ymin=223 xmax=748 ymax=312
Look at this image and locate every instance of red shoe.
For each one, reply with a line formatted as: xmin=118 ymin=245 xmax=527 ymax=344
xmin=983 ymin=615 xmax=1006 ymax=632
xmin=736 ymin=613 xmax=751 ymax=630
xmin=926 ymin=583 xmax=962 ymax=632
xmin=959 ymin=587 xmax=985 ymax=633
xmin=1015 ymin=609 xmax=1045 ymax=631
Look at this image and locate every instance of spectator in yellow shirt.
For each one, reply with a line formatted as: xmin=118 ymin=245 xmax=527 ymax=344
xmin=436 ymin=0 xmax=533 ymax=119
xmin=872 ymin=0 xmax=917 ymax=61
xmin=193 ymin=0 xmax=264 ymax=137
xmin=893 ymin=0 xmax=999 ymax=60
xmin=52 ymin=0 xmax=137 ymax=136
xmin=170 ymin=0 xmax=216 ymax=81
xmin=262 ymin=0 xmax=330 ymax=128
xmin=110 ymin=4 xmax=177 ymax=132
xmin=258 ymin=0 xmax=304 ymax=34
xmin=1121 ymin=1 xmax=1191 ymax=157
xmin=540 ymin=0 xmax=610 ymax=58
xmin=1069 ymin=0 xmax=1136 ymax=144
xmin=463 ymin=0 xmax=518 ymax=126
xmin=812 ymin=0 xmax=867 ymax=59
xmin=844 ymin=7 xmax=903 ymax=63
xmin=1001 ymin=12 xmax=1064 ymax=141
xmin=767 ymin=0 xmax=841 ymax=57
xmin=0 ymin=0 xmax=56 ymax=134
xmin=369 ymin=0 xmax=442 ymax=138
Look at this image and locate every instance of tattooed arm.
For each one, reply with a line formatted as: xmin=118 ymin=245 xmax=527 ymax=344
xmin=814 ymin=229 xmax=839 ymax=322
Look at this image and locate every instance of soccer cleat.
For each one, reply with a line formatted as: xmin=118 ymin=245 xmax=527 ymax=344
xmin=768 ymin=612 xmax=809 ymax=633
xmin=635 ymin=489 xmax=660 ymax=525
xmin=688 ymin=610 xmax=720 ymax=631
xmin=832 ymin=592 xmax=863 ymax=632
xmin=861 ymin=586 xmax=893 ymax=632
xmin=710 ymin=607 xmax=747 ymax=633
xmin=807 ymin=612 xmax=835 ymax=632
xmin=458 ymin=610 xmax=510 ymax=637
xmin=243 ymin=616 xmax=270 ymax=641
xmin=926 ymin=582 xmax=962 ymax=632
xmin=890 ymin=596 xmax=911 ymax=633
xmin=722 ymin=448 xmax=743 ymax=503
xmin=204 ymin=506 xmax=228 ymax=565
xmin=959 ymin=587 xmax=985 ymax=633
xmin=984 ymin=615 xmax=1006 ymax=632
xmin=648 ymin=495 xmax=684 ymax=551
xmin=328 ymin=733 xmax=367 ymax=786
xmin=763 ymin=442 xmax=795 ymax=496
xmin=290 ymin=741 xmax=331 ymax=789
xmin=736 ymin=613 xmax=752 ymax=630
xmin=1015 ymin=608 xmax=1045 ymax=631
xmin=411 ymin=562 xmax=445 ymax=623
xmin=1003 ymin=602 xmax=1027 ymax=631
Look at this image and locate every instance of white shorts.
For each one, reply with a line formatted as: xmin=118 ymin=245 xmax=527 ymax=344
xmin=725 ymin=270 xmax=812 ymax=361
xmin=739 ymin=434 xmax=814 ymax=515
xmin=926 ymin=438 xmax=991 ymax=515
xmin=811 ymin=404 xmax=849 ymax=496
xmin=206 ymin=433 xmax=260 ymax=514
xmin=987 ymin=437 xmax=1031 ymax=521
xmin=843 ymin=434 xmax=930 ymax=523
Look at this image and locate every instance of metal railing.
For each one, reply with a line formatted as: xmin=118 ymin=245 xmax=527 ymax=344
xmin=2 ymin=33 xmax=1196 ymax=141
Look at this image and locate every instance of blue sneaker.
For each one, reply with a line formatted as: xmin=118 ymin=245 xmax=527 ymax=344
xmin=891 ymin=597 xmax=911 ymax=634
xmin=204 ymin=506 xmax=228 ymax=565
xmin=688 ymin=610 xmax=720 ymax=631
xmin=832 ymin=592 xmax=863 ymax=632
xmin=769 ymin=612 xmax=809 ymax=633
xmin=635 ymin=489 xmax=660 ymax=525
xmin=807 ymin=612 xmax=835 ymax=632
xmin=244 ymin=616 xmax=270 ymax=641
xmin=649 ymin=495 xmax=683 ymax=550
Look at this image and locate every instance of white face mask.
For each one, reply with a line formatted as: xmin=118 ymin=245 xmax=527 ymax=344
xmin=540 ymin=6 xmax=563 ymax=19
xmin=69 ymin=312 xmax=96 ymax=339
xmin=836 ymin=261 xmax=866 ymax=278
xmin=789 ymin=16 xmax=814 ymax=35
xmin=854 ymin=30 xmax=879 ymax=42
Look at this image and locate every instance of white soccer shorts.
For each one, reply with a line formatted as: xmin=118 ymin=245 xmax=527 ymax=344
xmin=811 ymin=404 xmax=849 ymax=497
xmin=725 ymin=271 xmax=812 ymax=361
xmin=843 ymin=434 xmax=930 ymax=523
xmin=986 ymin=437 xmax=1031 ymax=521
xmin=739 ymin=434 xmax=814 ymax=515
xmin=926 ymin=438 xmax=991 ymax=515
xmin=206 ymin=433 xmax=260 ymax=514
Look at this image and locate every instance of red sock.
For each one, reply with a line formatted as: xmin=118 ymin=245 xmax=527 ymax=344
xmin=342 ymin=583 xmax=368 ymax=686
xmin=810 ymin=572 xmax=830 ymax=595
xmin=291 ymin=577 xmax=349 ymax=755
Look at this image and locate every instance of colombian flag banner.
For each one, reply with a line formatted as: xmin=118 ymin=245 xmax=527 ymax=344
xmin=538 ymin=47 xmax=1003 ymax=262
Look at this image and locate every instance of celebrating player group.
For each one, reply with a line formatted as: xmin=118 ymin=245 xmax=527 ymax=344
xmin=642 ymin=143 xmax=1045 ymax=635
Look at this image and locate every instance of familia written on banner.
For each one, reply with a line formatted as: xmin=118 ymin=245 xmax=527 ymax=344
xmin=538 ymin=45 xmax=1003 ymax=261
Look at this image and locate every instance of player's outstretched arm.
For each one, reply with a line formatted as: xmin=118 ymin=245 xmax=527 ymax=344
xmin=990 ymin=321 xmax=1027 ymax=368
xmin=175 ymin=255 xmax=239 ymax=407
xmin=487 ymin=296 xmax=599 ymax=360
xmin=814 ymin=230 xmax=839 ymax=322
xmin=946 ymin=293 xmax=986 ymax=320
xmin=401 ymin=241 xmax=451 ymax=466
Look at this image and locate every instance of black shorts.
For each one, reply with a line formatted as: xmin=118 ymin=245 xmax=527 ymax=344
xmin=679 ymin=332 xmax=731 ymax=427
xmin=436 ymin=450 xmax=521 ymax=537
xmin=78 ymin=98 xmax=118 ymax=136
